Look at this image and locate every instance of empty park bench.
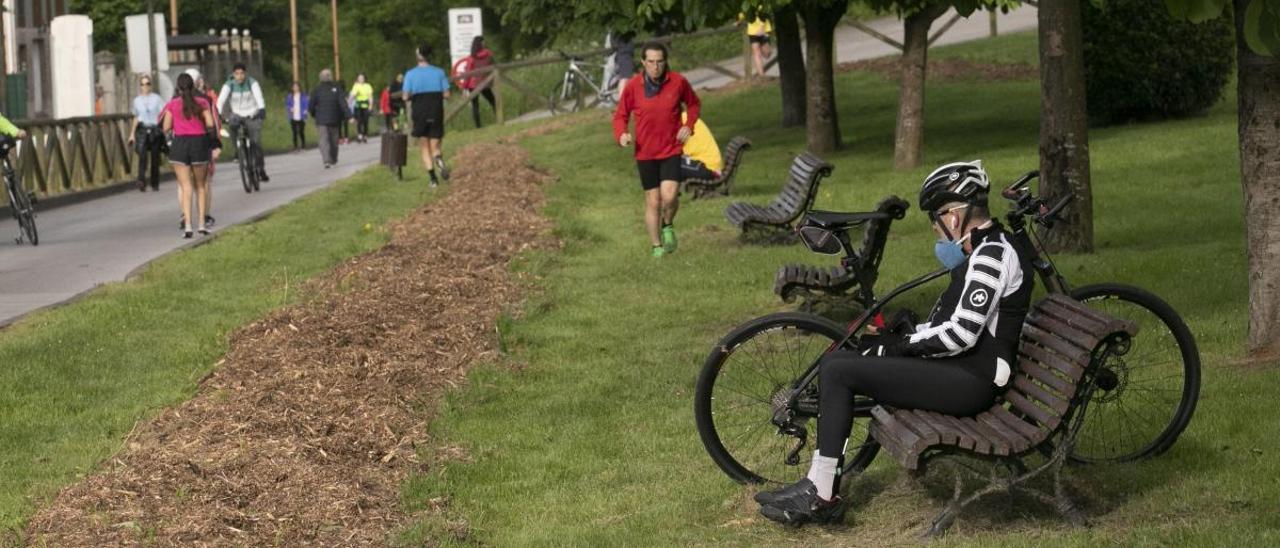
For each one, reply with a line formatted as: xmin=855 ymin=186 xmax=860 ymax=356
xmin=867 ymin=293 xmax=1139 ymax=537
xmin=723 ymin=152 xmax=832 ymax=238
xmin=774 ymin=195 xmax=910 ymax=311
xmin=681 ymin=136 xmax=752 ymax=199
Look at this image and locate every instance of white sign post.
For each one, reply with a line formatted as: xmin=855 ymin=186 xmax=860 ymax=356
xmin=447 ymin=8 xmax=483 ymax=71
xmin=125 ymin=13 xmax=170 ymax=75
xmin=50 ymin=15 xmax=95 ymax=119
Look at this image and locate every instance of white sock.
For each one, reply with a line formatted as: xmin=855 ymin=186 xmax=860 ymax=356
xmin=805 ymin=451 xmax=840 ymax=501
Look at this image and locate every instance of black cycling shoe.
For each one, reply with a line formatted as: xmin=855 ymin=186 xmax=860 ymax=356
xmin=258 ymin=171 xmax=270 ymax=182
xmin=754 ymin=478 xmax=818 ymax=506
xmin=759 ymin=479 xmax=845 ymax=526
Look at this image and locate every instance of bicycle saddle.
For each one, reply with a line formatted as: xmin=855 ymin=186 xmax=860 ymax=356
xmin=803 ymin=210 xmax=895 ymax=231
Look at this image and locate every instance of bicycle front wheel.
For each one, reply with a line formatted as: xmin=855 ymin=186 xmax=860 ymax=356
xmin=8 ymin=174 xmax=36 ymax=245
xmin=237 ymin=141 xmax=254 ymax=193
xmin=1068 ymin=283 xmax=1200 ymax=463
xmin=695 ymin=312 xmax=879 ymax=485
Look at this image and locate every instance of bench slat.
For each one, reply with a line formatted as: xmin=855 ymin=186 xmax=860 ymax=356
xmin=1019 ymin=339 xmax=1086 ymax=381
xmin=961 ymin=416 xmax=1011 ymax=456
xmin=896 ymin=410 xmax=942 ymax=445
xmin=869 ymin=421 xmax=917 ymax=470
xmin=939 ymin=414 xmax=989 ymax=453
xmin=1028 ymin=312 xmax=1102 ymax=353
xmin=976 ymin=412 xmax=1032 ymax=453
xmin=871 ymin=406 xmax=923 ymax=469
xmin=1021 ymin=324 xmax=1091 ymax=365
xmin=1038 ymin=299 xmax=1109 ymax=334
xmin=987 ymin=405 xmax=1047 ymax=443
xmin=911 ymin=410 xmax=960 ymax=445
xmin=1018 ymin=356 xmax=1075 ymax=394
xmin=1006 ymin=390 xmax=1061 ymax=430
xmin=1014 ymin=375 xmax=1071 ymax=416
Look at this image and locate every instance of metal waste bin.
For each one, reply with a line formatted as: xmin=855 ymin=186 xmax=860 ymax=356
xmin=380 ymin=130 xmax=407 ymax=180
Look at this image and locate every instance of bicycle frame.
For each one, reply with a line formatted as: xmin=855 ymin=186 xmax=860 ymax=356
xmin=557 ymin=57 xmax=615 ymax=108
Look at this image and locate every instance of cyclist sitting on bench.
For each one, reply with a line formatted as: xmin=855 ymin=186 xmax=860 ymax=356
xmin=217 ymin=63 xmax=269 ymax=182
xmin=756 ymin=161 xmax=1036 ymax=526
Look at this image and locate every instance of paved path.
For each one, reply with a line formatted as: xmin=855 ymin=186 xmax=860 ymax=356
xmin=515 ymin=6 xmax=1038 ymax=123
xmin=0 ymin=144 xmax=382 ymax=326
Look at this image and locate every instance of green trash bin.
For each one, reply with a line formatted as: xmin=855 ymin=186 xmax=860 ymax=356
xmin=5 ymin=73 xmax=27 ymax=120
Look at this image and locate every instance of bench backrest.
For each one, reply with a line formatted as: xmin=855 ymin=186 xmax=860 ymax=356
xmin=767 ymin=152 xmax=833 ymax=224
xmin=1004 ymin=294 xmax=1138 ymax=437
xmin=718 ymin=136 xmax=752 ymax=187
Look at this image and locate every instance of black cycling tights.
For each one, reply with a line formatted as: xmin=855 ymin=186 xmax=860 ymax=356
xmin=817 ymin=351 xmax=997 ymax=458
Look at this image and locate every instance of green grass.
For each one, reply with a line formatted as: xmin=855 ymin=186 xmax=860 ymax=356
xmin=397 ymin=32 xmax=1270 ymax=546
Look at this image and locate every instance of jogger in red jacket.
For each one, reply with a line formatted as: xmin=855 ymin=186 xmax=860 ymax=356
xmin=612 ymin=42 xmax=701 ymax=257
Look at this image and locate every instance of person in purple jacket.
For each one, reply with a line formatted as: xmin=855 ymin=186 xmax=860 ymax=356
xmin=285 ymin=81 xmax=309 ymax=150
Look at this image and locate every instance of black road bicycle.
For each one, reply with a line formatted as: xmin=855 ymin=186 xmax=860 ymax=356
xmin=227 ymin=118 xmax=260 ymax=193
xmin=1 ymin=136 xmax=37 ymax=245
xmin=695 ymin=171 xmax=1201 ymax=485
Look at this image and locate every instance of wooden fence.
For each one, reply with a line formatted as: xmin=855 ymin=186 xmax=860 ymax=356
xmin=9 ymin=115 xmax=139 ymax=198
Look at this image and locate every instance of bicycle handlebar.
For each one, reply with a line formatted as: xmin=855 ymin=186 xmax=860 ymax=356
xmin=1001 ymin=170 xmax=1039 ymax=200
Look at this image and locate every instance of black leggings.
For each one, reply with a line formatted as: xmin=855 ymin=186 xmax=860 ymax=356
xmin=470 ymin=88 xmax=496 ymax=128
xmin=817 ymin=351 xmax=997 ymax=458
xmin=290 ymin=120 xmax=306 ymax=148
xmin=355 ymin=107 xmax=371 ymax=136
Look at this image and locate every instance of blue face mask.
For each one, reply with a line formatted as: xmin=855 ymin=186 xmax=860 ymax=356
xmin=934 ymin=239 xmax=967 ymax=270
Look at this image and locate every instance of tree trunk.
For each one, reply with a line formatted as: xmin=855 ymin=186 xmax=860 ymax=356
xmin=798 ymin=0 xmax=849 ymax=153
xmin=775 ymin=5 xmax=806 ymax=128
xmin=1236 ymin=0 xmax=1280 ymax=359
xmin=1037 ymin=0 xmax=1093 ymax=253
xmin=893 ymin=4 xmax=948 ymax=170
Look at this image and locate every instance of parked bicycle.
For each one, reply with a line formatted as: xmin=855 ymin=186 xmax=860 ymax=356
xmin=548 ymin=50 xmax=618 ymax=115
xmin=225 ymin=118 xmax=260 ymax=193
xmin=0 ymin=136 xmax=37 ymax=245
xmin=695 ymin=171 xmax=1200 ymax=485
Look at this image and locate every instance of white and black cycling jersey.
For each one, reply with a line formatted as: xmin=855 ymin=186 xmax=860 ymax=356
xmin=904 ymin=222 xmax=1034 ymax=386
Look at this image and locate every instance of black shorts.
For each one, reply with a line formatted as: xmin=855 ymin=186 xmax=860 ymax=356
xmin=410 ymin=92 xmax=445 ymax=139
xmin=749 ymin=34 xmax=770 ymax=45
xmin=168 ymin=135 xmax=210 ymax=166
xmin=636 ymin=155 xmax=682 ymax=191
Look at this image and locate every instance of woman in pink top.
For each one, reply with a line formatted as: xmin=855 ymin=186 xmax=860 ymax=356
xmin=162 ymin=73 xmax=220 ymax=238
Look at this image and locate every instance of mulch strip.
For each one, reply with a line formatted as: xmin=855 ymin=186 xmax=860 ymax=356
xmin=25 ymin=142 xmax=556 ymax=546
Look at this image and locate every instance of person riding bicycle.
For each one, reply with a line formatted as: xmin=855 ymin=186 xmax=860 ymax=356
xmin=756 ymin=161 xmax=1036 ymax=526
xmin=0 ymin=112 xmax=26 ymax=141
xmin=216 ymin=63 xmax=269 ymax=182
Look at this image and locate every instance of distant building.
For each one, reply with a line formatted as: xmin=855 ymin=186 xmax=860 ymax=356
xmin=3 ymin=0 xmax=75 ymax=119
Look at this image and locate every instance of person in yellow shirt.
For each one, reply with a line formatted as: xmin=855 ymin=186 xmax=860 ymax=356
xmin=348 ymin=73 xmax=375 ymax=143
xmin=740 ymin=12 xmax=774 ymax=78
xmin=681 ymin=112 xmax=721 ymax=180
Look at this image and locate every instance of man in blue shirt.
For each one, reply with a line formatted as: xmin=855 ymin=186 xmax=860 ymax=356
xmin=402 ymin=43 xmax=452 ymax=187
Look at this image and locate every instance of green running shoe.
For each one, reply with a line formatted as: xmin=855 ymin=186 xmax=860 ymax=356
xmin=651 ymin=245 xmax=666 ymax=258
xmin=661 ymin=226 xmax=677 ymax=253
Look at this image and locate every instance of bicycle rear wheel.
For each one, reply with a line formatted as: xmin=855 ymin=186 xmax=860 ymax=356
xmin=1068 ymin=283 xmax=1200 ymax=463
xmin=7 ymin=173 xmax=36 ymax=245
xmin=695 ymin=312 xmax=879 ymax=485
xmin=549 ymin=77 xmax=581 ymax=115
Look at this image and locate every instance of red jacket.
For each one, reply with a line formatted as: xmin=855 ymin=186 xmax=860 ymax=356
xmin=380 ymin=87 xmax=392 ymax=115
xmin=612 ymin=71 xmax=700 ymax=161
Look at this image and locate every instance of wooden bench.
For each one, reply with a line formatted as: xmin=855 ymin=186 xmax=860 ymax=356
xmin=774 ymin=195 xmax=910 ymax=311
xmin=680 ymin=136 xmax=752 ymax=199
xmin=867 ymin=294 xmax=1139 ymax=537
xmin=723 ymin=152 xmax=833 ymax=237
